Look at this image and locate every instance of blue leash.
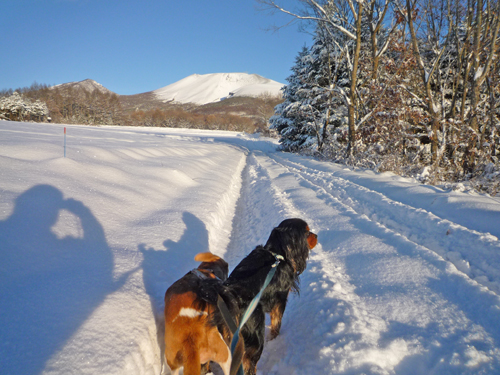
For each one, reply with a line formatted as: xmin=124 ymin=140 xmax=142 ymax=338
xmin=230 ymin=253 xmax=284 ymax=375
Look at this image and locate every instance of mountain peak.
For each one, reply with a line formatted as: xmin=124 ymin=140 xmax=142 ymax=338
xmin=153 ymin=72 xmax=283 ymax=105
xmin=52 ymin=79 xmax=115 ymax=95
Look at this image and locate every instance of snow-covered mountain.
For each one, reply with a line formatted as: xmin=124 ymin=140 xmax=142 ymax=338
xmin=52 ymin=79 xmax=116 ymax=95
xmin=48 ymin=74 xmax=284 ymax=106
xmin=153 ymin=73 xmax=284 ymax=105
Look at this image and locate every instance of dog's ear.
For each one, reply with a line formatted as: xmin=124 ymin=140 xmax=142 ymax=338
xmin=307 ymin=232 xmax=318 ymax=249
xmin=306 ymin=226 xmax=318 ymax=249
xmin=194 ymin=252 xmax=222 ymax=263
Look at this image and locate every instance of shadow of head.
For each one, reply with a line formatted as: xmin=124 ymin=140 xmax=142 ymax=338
xmin=139 ymin=211 xmax=212 ymax=304
xmin=163 ymin=211 xmax=209 ymax=255
xmin=10 ymin=184 xmax=65 ymax=230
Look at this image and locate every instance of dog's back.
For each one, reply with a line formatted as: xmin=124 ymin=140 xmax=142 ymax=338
xmin=164 ymin=252 xmax=234 ymax=375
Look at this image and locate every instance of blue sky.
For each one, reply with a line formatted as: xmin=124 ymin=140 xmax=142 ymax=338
xmin=1 ymin=0 xmax=312 ymax=95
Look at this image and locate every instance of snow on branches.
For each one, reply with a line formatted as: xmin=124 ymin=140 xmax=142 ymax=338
xmin=0 ymin=92 xmax=49 ymax=122
xmin=268 ymin=0 xmax=500 ymax=196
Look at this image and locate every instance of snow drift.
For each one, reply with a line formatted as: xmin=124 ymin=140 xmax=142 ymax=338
xmin=153 ymin=73 xmax=284 ymax=105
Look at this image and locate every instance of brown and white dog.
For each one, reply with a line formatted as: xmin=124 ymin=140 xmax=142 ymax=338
xmin=164 ymin=252 xmax=242 ymax=375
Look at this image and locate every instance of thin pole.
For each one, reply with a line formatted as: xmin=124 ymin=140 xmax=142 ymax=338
xmin=64 ymin=127 xmax=66 ymax=158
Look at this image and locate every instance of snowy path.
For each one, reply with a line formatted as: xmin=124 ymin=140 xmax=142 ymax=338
xmin=1 ymin=121 xmax=499 ymax=375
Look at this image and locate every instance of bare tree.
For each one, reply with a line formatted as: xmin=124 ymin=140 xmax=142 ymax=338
xmin=259 ymin=0 xmax=398 ymax=158
xmin=255 ymin=92 xmax=283 ymax=132
xmin=469 ymin=0 xmax=500 ymax=130
xmin=366 ymin=0 xmax=398 ymax=80
xmin=393 ymin=0 xmax=454 ymax=162
xmin=258 ymin=0 xmax=366 ymax=157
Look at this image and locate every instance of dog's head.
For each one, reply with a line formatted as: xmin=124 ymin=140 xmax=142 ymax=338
xmin=194 ymin=252 xmax=229 ymax=281
xmin=266 ymin=218 xmax=317 ymax=276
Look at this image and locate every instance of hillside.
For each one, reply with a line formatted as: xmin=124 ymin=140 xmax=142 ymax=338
xmin=116 ymin=74 xmax=284 ymax=132
xmin=52 ymin=79 xmax=116 ymax=95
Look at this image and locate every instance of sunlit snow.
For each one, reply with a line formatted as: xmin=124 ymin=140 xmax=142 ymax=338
xmin=1 ymin=121 xmax=499 ymax=375
xmin=153 ymin=73 xmax=284 ymax=105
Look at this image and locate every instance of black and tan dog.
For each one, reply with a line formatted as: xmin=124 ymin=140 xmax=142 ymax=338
xmin=164 ymin=218 xmax=317 ymax=375
xmin=212 ymin=218 xmax=317 ymax=375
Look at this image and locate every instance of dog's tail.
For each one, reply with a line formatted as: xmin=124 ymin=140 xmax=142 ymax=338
xmin=182 ymin=335 xmax=201 ymax=375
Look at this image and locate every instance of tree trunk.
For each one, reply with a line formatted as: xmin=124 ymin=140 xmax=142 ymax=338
xmin=347 ymin=2 xmax=364 ymax=157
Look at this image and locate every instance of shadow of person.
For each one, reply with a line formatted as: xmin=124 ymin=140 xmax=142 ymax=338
xmin=0 ymin=184 xmax=131 ymax=375
xmin=139 ymin=212 xmax=210 ymax=372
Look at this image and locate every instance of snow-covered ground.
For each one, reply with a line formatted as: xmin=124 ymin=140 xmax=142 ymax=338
xmin=153 ymin=73 xmax=284 ymax=104
xmin=1 ymin=120 xmax=499 ymax=375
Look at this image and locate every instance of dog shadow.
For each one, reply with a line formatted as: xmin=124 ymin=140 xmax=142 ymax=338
xmin=0 ymin=184 xmax=128 ymax=375
xmin=140 ymin=211 xmax=212 ymax=374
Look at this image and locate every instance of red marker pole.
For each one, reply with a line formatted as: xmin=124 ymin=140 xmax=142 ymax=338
xmin=64 ymin=127 xmax=66 ymax=158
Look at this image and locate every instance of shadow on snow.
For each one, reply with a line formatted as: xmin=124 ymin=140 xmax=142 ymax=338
xmin=0 ymin=184 xmax=130 ymax=375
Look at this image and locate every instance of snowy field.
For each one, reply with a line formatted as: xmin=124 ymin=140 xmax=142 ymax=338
xmin=1 ymin=120 xmax=500 ymax=375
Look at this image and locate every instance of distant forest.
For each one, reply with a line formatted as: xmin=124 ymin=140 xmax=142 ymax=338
xmin=0 ymin=83 xmax=282 ymax=134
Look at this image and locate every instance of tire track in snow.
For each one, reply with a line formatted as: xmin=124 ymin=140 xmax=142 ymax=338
xmin=270 ymin=153 xmax=500 ymax=296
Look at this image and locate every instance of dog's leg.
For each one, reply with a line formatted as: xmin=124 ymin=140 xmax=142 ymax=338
xmin=242 ymin=345 xmax=264 ymax=375
xmin=201 ymin=362 xmax=210 ymax=375
xmin=165 ymin=352 xmax=181 ymax=375
xmin=241 ymin=309 xmax=265 ymax=375
xmin=268 ymin=291 xmax=288 ymax=340
xmin=219 ymin=354 xmax=232 ymax=375
xmin=165 ymin=359 xmax=180 ymax=375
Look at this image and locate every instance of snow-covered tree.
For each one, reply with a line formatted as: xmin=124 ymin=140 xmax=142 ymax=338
xmin=271 ymin=25 xmax=353 ymax=153
xmin=270 ymin=46 xmax=317 ymax=151
xmin=0 ymin=92 xmax=49 ymax=122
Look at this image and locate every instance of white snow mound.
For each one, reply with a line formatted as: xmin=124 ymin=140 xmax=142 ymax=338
xmin=153 ymin=73 xmax=284 ymax=105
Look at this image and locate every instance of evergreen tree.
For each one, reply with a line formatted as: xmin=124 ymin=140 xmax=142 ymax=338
xmin=270 ymin=25 xmax=351 ymax=155
xmin=270 ymin=45 xmax=315 ymax=151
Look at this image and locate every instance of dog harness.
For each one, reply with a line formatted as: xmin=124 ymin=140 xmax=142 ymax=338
xmin=190 ymin=268 xmax=239 ymax=333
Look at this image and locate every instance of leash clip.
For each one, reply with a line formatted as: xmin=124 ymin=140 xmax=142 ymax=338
xmin=272 ymin=254 xmax=284 ymax=268
xmin=267 ymin=251 xmax=284 ymax=268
